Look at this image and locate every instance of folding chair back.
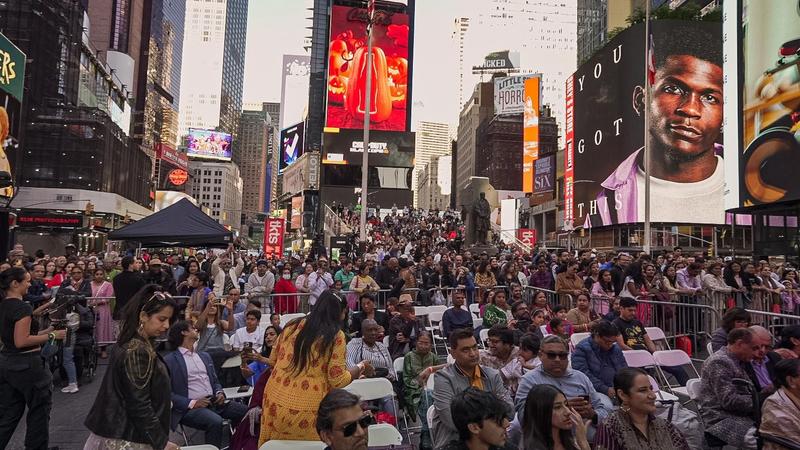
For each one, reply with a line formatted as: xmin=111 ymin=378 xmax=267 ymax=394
xmin=570 ymin=332 xmax=590 ymax=348
xmin=645 ymin=327 xmax=671 ymax=350
xmin=622 ymin=350 xmax=657 ymax=368
xmin=393 ymin=357 xmax=404 ymax=378
xmin=280 ymin=313 xmax=306 ymax=328
xmin=479 ymin=328 xmax=489 ymax=347
xmin=344 ymin=378 xmax=395 ymax=401
xmin=368 ymin=423 xmax=403 ymax=446
xmin=469 ymin=303 xmax=481 ymax=318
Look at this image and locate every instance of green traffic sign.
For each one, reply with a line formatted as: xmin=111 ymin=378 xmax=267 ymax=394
xmin=0 ymin=32 xmax=25 ymax=101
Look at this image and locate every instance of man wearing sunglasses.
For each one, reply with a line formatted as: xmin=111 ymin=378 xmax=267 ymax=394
xmin=316 ymin=389 xmax=371 ymax=450
xmin=514 ymin=335 xmax=612 ymax=439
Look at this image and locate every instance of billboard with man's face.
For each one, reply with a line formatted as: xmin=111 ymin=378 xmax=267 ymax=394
xmin=565 ymin=21 xmax=724 ymax=228
xmin=325 ymin=4 xmax=412 ymax=131
xmin=723 ymin=0 xmax=800 ymax=209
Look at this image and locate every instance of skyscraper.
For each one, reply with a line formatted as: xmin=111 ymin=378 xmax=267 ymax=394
xmin=187 ymin=160 xmax=243 ymax=231
xmin=178 ymin=0 xmax=248 ymax=140
xmin=414 ymin=121 xmax=451 ymax=207
xmin=237 ymin=109 xmax=269 ymax=224
xmin=577 ymin=0 xmax=608 ymax=64
xmin=452 ymin=17 xmax=470 ymax=109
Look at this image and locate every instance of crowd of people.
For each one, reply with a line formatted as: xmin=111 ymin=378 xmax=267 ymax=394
xmin=0 ymin=207 xmax=799 ymax=450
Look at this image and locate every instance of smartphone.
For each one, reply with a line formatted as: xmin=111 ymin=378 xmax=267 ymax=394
xmin=237 ymin=385 xmax=250 ymax=393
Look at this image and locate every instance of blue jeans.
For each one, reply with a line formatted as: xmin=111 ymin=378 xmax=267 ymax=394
xmin=181 ymin=401 xmax=248 ymax=448
xmin=62 ymin=344 xmax=77 ymax=385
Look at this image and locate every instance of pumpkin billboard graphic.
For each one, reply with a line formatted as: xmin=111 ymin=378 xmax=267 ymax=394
xmin=326 ymin=4 xmax=411 ymax=132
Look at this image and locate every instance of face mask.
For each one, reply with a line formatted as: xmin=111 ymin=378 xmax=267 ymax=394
xmin=282 ymin=274 xmax=291 ymax=280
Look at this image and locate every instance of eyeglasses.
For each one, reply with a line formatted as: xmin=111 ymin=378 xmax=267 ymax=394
xmin=339 ymin=414 xmax=375 ymax=437
xmin=543 ymin=352 xmax=569 ymax=360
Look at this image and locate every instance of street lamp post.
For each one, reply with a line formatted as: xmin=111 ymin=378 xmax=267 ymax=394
xmin=359 ymin=0 xmax=375 ymax=243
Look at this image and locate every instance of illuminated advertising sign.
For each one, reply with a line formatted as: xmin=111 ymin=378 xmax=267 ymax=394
xmin=322 ymin=129 xmax=414 ymax=167
xmin=156 ymin=143 xmax=189 ymax=170
xmin=516 ymin=228 xmax=537 ymax=247
xmin=534 ymin=155 xmax=555 ymax=195
xmin=495 ymin=74 xmax=536 ymax=115
xmin=17 ymin=214 xmax=82 ymax=228
xmin=566 ymin=21 xmax=723 ymax=228
xmin=263 ymin=217 xmax=285 ymax=258
xmin=523 ymin=76 xmax=541 ymax=192
xmin=186 ymin=129 xmax=232 ymax=161
xmin=0 ymin=32 xmax=25 ymax=198
xmin=279 ymin=122 xmax=305 ymax=172
xmin=290 ymin=196 xmax=303 ymax=230
xmin=724 ymin=0 xmax=800 ymax=208
xmin=0 ymin=32 xmax=25 ymax=101
xmin=326 ymin=4 xmax=411 ymax=131
xmin=279 ymin=55 xmax=310 ymax=129
xmin=472 ymin=50 xmax=520 ymax=73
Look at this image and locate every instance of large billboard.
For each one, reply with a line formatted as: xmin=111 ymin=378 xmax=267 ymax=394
xmin=279 ymin=55 xmax=310 ymax=130
xmin=326 ymin=4 xmax=411 ymax=131
xmin=565 ymin=21 xmax=724 ymax=228
xmin=495 ymin=74 xmax=538 ymax=116
xmin=279 ymin=122 xmax=305 ymax=172
xmin=186 ymin=129 xmax=232 ymax=161
xmin=523 ymin=76 xmax=541 ymax=192
xmin=322 ymin=129 xmax=414 ymax=167
xmin=0 ymin=32 xmax=25 ymax=198
xmin=263 ymin=217 xmax=285 ymax=259
xmin=724 ymin=0 xmax=800 ymax=208
xmin=157 ymin=143 xmax=189 ymax=191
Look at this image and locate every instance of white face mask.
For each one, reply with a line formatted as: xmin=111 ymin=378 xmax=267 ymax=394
xmin=282 ymin=274 xmax=291 ymax=280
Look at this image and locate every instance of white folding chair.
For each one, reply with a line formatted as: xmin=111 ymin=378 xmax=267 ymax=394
xmin=479 ymin=328 xmax=490 ymax=348
xmin=645 ymin=327 xmax=671 ymax=350
xmin=427 ymin=310 xmax=446 ymax=353
xmin=279 ymin=313 xmax=305 ymax=328
xmin=648 ymin=374 xmax=679 ymax=403
xmin=414 ymin=306 xmax=429 ymax=318
xmin=182 ymin=446 xmax=220 ymax=450
xmin=446 ymin=354 xmax=455 ymax=364
xmin=472 ymin=317 xmax=483 ymax=329
xmin=383 ymin=335 xmax=390 ymax=347
xmin=428 ymin=305 xmax=448 ymax=316
xmin=426 ymin=405 xmax=435 ymax=431
xmin=259 ymin=441 xmax=326 ymax=450
xmin=393 ymin=357 xmax=404 ymax=380
xmin=368 ymin=423 xmax=403 ymax=446
xmin=469 ymin=303 xmax=481 ymax=318
xmin=706 ymin=342 xmax=714 ymax=356
xmin=686 ymin=378 xmax=702 ymax=401
xmin=344 ymin=378 xmax=408 ymax=437
xmin=652 ymin=350 xmax=700 ymax=397
xmin=570 ymin=332 xmax=590 ymax=349
xmin=622 ymin=350 xmax=657 ymax=368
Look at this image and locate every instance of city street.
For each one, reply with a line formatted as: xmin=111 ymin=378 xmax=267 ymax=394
xmin=8 ymin=364 xmax=107 ymax=450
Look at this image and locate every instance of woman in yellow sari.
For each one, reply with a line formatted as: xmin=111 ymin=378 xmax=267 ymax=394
xmin=259 ymin=290 xmax=373 ymax=444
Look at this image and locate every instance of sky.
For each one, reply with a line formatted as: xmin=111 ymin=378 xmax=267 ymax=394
xmin=242 ymin=0 xmax=467 ymax=128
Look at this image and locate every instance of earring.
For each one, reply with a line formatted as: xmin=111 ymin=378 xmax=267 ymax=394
xmin=620 ymin=403 xmax=630 ymax=413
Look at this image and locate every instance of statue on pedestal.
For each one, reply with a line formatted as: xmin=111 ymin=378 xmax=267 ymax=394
xmin=472 ymin=192 xmax=491 ymax=245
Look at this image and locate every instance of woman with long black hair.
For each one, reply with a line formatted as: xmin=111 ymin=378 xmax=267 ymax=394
xmin=84 ymin=284 xmax=179 ymax=450
xmin=521 ymin=384 xmax=590 ymax=450
xmin=258 ymin=290 xmax=374 ymax=444
xmin=0 ymin=267 xmax=66 ymax=450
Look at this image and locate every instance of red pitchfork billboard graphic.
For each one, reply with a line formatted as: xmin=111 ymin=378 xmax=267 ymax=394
xmin=263 ymin=218 xmax=285 ymax=259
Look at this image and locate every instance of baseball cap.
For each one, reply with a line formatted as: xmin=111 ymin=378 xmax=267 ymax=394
xmin=149 ymin=258 xmax=162 ymax=266
xmin=256 ymin=259 xmax=268 ymax=267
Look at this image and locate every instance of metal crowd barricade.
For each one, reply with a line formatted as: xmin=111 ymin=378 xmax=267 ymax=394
xmin=746 ymin=308 xmax=800 ymax=339
xmin=524 ymin=285 xmax=569 ymax=310
xmin=635 ymin=296 xmax=720 ymax=356
xmin=590 ymin=295 xmax=614 ymax=317
xmin=264 ymin=292 xmax=314 ymax=315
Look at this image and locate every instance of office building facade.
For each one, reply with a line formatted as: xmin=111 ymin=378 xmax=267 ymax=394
xmin=414 ymin=121 xmax=451 ymax=207
xmin=187 ymin=160 xmax=243 ymax=231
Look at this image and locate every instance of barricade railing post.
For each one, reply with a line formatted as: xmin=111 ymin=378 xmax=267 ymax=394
xmin=744 ymin=308 xmax=800 ymax=338
xmin=524 ymin=286 xmax=562 ymax=313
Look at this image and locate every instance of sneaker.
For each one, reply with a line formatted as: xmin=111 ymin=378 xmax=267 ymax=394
xmin=61 ymin=383 xmax=79 ymax=394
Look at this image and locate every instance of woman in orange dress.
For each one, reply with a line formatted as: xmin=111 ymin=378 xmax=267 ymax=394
xmin=258 ymin=290 xmax=373 ymax=444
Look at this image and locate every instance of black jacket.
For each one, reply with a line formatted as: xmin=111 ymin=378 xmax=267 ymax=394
xmin=85 ymin=337 xmax=171 ymax=449
xmin=112 ymin=271 xmax=146 ymax=320
xmin=375 ymin=266 xmax=400 ymax=290
xmin=350 ymin=310 xmax=391 ymax=337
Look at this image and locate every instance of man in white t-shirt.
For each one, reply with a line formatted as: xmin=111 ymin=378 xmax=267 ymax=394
xmin=231 ymin=310 xmax=265 ymax=353
xmin=585 ymin=24 xmax=723 ymax=227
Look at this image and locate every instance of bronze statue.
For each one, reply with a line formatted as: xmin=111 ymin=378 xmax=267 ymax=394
xmin=473 ymin=192 xmax=491 ymax=245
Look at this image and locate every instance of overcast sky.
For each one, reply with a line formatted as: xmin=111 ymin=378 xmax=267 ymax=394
xmin=242 ymin=0 xmax=467 ymax=128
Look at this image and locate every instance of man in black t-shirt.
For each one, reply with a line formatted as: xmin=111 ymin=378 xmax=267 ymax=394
xmin=613 ymin=297 xmax=689 ymax=385
xmin=112 ymin=256 xmax=145 ymax=320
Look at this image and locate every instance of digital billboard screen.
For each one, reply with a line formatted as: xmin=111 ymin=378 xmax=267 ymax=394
xmin=566 ymin=21 xmax=724 ymax=228
xmin=523 ymin=76 xmax=541 ymax=193
xmin=279 ymin=122 xmax=305 ymax=172
xmin=724 ymin=0 xmax=800 ymax=208
xmin=326 ymin=4 xmax=411 ymax=131
xmin=186 ymin=129 xmax=232 ymax=161
xmin=322 ymin=129 xmax=414 ymax=167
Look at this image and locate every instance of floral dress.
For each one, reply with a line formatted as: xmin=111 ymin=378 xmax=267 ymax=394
xmin=258 ymin=319 xmax=352 ymax=445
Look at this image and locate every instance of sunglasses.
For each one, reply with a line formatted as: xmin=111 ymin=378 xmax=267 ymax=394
xmin=339 ymin=414 xmax=375 ymax=437
xmin=543 ymin=352 xmax=569 ymax=361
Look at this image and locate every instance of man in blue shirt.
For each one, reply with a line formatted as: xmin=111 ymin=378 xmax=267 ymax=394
xmin=442 ymin=290 xmax=473 ymax=338
xmin=571 ymin=320 xmax=628 ymax=400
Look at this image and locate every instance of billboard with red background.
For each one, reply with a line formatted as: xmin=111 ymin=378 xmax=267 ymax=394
xmin=326 ymin=4 xmax=411 ymax=131
xmin=263 ymin=218 xmax=285 ymax=258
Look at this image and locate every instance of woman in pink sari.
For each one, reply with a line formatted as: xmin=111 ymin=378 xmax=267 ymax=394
xmin=90 ymin=267 xmax=115 ymax=358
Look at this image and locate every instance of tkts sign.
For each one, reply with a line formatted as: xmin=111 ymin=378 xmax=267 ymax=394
xmin=263 ymin=218 xmax=285 ymax=259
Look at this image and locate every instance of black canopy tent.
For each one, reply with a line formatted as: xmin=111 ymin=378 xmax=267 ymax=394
xmin=109 ymin=198 xmax=234 ymax=248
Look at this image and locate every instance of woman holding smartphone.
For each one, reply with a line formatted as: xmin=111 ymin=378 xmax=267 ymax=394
xmin=0 ymin=267 xmax=66 ymax=450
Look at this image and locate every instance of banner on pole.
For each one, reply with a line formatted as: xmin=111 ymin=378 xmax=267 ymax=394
xmin=263 ymin=218 xmax=285 ymax=258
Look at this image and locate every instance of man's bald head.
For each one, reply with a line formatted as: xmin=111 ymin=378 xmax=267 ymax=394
xmin=750 ymin=325 xmax=774 ymax=362
xmin=749 ymin=325 xmax=772 ymax=341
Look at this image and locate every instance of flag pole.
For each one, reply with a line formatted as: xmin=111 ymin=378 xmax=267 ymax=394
xmin=359 ymin=0 xmax=375 ymax=243
xmin=643 ymin=1 xmax=652 ymax=255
